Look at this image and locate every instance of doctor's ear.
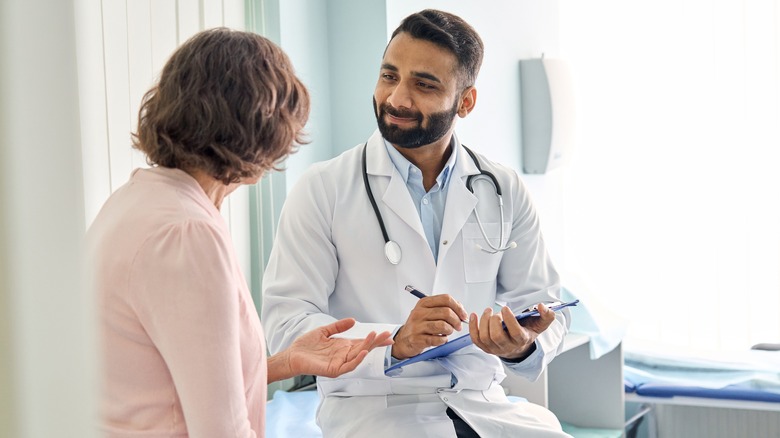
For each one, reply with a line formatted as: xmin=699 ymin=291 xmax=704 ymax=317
xmin=457 ymin=87 xmax=477 ymax=118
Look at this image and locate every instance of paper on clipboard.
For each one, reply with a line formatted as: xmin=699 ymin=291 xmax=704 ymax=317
xmin=384 ymin=300 xmax=579 ymax=375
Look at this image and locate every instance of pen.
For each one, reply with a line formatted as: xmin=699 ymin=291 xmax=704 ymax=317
xmin=405 ymin=285 xmax=468 ymax=325
xmin=405 ymin=285 xmax=428 ymax=300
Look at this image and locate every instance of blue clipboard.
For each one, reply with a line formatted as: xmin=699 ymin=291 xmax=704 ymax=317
xmin=384 ymin=300 xmax=579 ymax=375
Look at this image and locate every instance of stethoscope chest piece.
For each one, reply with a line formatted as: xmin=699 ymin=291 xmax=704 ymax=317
xmin=384 ymin=240 xmax=402 ymax=265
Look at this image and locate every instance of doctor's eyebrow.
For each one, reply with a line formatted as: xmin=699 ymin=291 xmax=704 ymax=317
xmin=380 ymin=63 xmax=442 ymax=85
xmin=410 ymin=71 xmax=442 ymax=84
xmin=381 ymin=63 xmax=399 ymax=73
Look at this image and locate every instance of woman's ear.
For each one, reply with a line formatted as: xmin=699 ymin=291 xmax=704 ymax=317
xmin=458 ymin=87 xmax=477 ymax=118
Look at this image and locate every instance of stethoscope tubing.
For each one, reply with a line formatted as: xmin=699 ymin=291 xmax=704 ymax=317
xmin=362 ymin=142 xmax=516 ymax=264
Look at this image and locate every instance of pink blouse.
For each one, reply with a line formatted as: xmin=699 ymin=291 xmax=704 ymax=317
xmin=87 ymin=167 xmax=267 ymax=437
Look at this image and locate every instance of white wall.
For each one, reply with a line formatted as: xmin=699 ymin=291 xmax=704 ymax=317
xmin=0 ymin=1 xmax=96 ymax=436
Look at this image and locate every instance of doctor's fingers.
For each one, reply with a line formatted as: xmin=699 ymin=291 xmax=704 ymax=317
xmin=412 ymin=306 xmax=464 ymax=332
xmin=475 ymin=308 xmax=529 ymax=351
xmin=500 ymin=306 xmax=534 ymax=346
xmin=469 ymin=308 xmax=499 ymax=352
xmin=417 ymin=294 xmax=468 ymax=322
xmin=403 ymin=316 xmax=458 ymax=337
xmin=519 ymin=303 xmax=556 ymax=334
xmin=406 ymin=333 xmax=450 ymax=351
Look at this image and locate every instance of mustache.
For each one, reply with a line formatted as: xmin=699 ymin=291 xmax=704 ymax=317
xmin=380 ymin=103 xmax=423 ymax=121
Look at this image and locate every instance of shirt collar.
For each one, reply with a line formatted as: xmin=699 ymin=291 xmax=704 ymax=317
xmin=383 ymin=137 xmax=459 ymax=190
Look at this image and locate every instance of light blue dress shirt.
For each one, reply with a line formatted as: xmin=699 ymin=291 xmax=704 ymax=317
xmin=383 ymin=139 xmax=458 ymax=263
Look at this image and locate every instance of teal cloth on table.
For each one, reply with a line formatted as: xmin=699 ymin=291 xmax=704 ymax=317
xmin=560 ymin=421 xmax=623 ymax=438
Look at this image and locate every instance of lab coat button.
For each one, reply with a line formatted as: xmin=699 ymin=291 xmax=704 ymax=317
xmin=442 ymin=240 xmax=448 ymax=245
xmin=443 ymin=397 xmax=448 ymax=401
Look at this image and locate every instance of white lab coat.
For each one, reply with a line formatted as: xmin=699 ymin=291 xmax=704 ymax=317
xmin=262 ymin=130 xmax=571 ymax=437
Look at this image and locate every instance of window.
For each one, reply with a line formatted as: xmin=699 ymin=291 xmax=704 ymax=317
xmin=559 ymin=0 xmax=780 ymax=352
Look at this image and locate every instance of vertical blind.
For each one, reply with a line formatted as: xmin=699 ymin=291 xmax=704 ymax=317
xmin=559 ymin=0 xmax=780 ymax=352
xmin=78 ymin=0 xmax=245 ymax=224
xmin=76 ymin=0 xmax=264 ymax=293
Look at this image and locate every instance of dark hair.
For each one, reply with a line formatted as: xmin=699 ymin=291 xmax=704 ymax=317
xmin=133 ymin=28 xmax=310 ymax=184
xmin=390 ymin=9 xmax=484 ymax=89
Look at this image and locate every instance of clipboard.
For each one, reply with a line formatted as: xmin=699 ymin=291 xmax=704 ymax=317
xmin=384 ymin=300 xmax=579 ymax=375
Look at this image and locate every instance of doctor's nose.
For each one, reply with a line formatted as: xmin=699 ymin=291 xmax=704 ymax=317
xmin=386 ymin=84 xmax=413 ymax=109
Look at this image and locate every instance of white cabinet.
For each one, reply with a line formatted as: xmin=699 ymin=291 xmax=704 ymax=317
xmin=502 ymin=333 xmax=625 ymax=431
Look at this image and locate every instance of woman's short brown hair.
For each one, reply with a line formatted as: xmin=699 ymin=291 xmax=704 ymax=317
xmin=133 ymin=28 xmax=310 ymax=184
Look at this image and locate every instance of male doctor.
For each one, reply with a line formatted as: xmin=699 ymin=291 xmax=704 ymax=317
xmin=262 ymin=9 xmax=571 ymax=438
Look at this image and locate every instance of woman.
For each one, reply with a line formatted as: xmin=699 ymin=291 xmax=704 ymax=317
xmin=86 ymin=28 xmax=392 ymax=437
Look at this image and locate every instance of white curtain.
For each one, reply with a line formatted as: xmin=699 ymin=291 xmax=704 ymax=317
xmin=558 ymin=0 xmax=780 ymax=352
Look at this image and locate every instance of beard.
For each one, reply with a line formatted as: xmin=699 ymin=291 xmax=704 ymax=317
xmin=373 ymin=97 xmax=460 ymax=149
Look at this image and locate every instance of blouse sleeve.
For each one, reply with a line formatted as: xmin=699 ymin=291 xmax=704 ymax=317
xmin=129 ymin=219 xmax=257 ymax=438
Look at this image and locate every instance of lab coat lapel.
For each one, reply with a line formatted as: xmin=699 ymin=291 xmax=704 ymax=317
xmin=383 ymin=173 xmax=427 ymax=240
xmin=364 ymin=131 xmax=427 ymax=241
xmin=439 ymin=144 xmax=480 ymax=262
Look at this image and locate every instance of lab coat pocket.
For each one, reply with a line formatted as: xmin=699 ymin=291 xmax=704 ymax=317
xmin=462 ymin=222 xmax=510 ymax=283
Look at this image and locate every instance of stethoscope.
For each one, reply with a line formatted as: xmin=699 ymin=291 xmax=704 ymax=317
xmin=362 ymin=143 xmax=517 ymax=265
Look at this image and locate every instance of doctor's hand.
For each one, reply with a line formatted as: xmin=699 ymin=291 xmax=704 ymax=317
xmin=267 ymin=318 xmax=393 ymax=383
xmin=392 ymin=294 xmax=468 ymax=360
xmin=469 ymin=303 xmax=555 ymax=361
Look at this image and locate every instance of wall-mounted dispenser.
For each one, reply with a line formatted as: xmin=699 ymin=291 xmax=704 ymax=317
xmin=519 ymin=57 xmax=575 ymax=174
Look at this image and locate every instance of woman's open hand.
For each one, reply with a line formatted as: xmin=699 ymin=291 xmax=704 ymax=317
xmin=268 ymin=318 xmax=393 ymax=382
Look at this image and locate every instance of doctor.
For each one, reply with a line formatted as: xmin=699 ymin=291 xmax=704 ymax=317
xmin=262 ymin=9 xmax=571 ymax=438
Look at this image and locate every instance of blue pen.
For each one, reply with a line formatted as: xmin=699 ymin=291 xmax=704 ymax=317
xmin=405 ymin=285 xmax=468 ymax=325
xmin=405 ymin=285 xmax=428 ymax=300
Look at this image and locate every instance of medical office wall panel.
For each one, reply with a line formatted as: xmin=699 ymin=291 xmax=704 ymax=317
xmin=273 ymin=0 xmax=388 ymax=188
xmin=1 ymin=0 xmax=97 ymax=436
xmin=274 ymin=0 xmax=334 ymax=186
xmin=326 ymin=0 xmax=388 ymax=154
